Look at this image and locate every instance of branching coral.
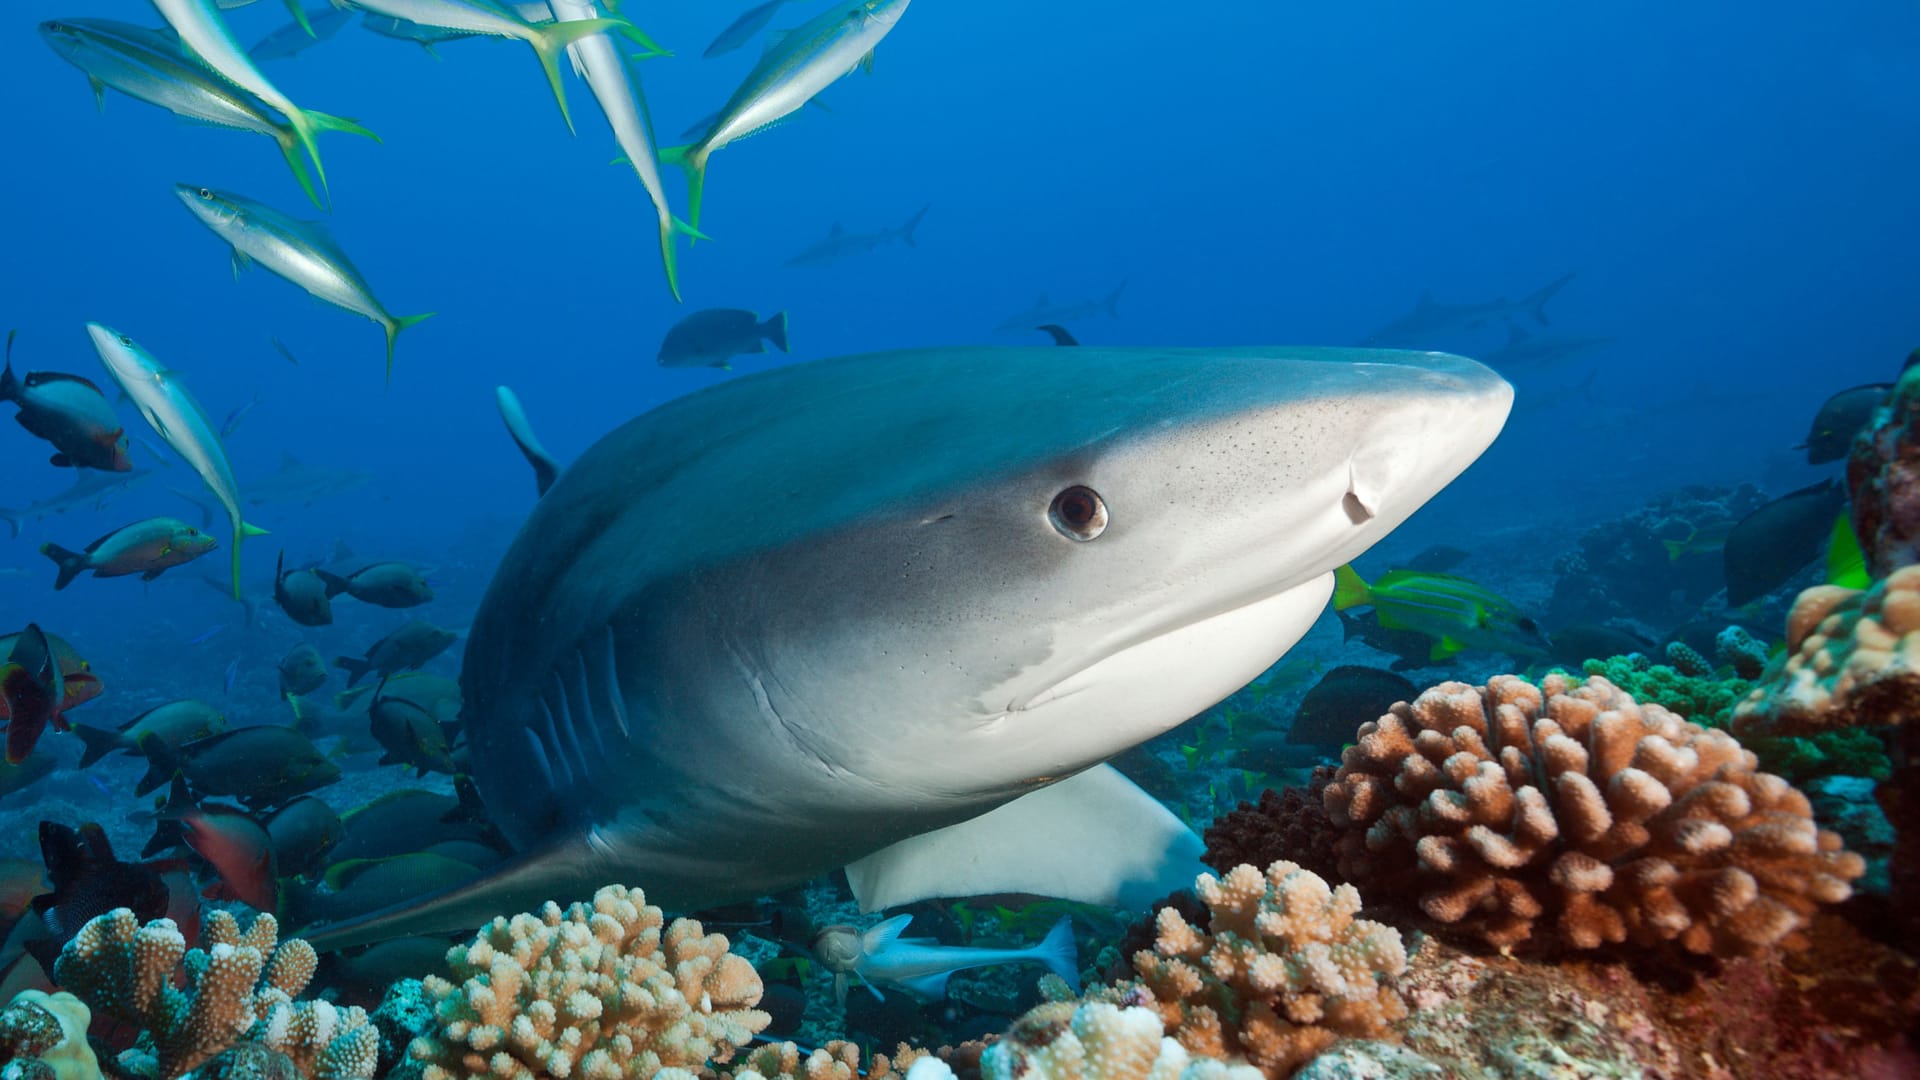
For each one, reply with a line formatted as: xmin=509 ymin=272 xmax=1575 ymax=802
xmin=720 ymin=1039 xmax=943 ymax=1080
xmin=52 ymin=909 xmax=366 ymax=1080
xmin=981 ymin=1001 xmax=1263 ymax=1080
xmin=1846 ymin=352 xmax=1920 ymax=578
xmin=410 ymin=884 xmax=770 ymax=1080
xmin=1095 ymin=861 xmax=1406 ymax=1079
xmin=1733 ymin=566 xmax=1920 ymax=738
xmin=1323 ymin=674 xmax=1864 ymax=956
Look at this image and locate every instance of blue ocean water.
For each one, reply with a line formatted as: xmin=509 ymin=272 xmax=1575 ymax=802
xmin=1 ymin=0 xmax=1918 ymax=1066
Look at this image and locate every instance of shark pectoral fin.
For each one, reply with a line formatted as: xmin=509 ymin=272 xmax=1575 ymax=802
xmin=844 ymin=764 xmax=1204 ymax=914
xmin=297 ymin=833 xmax=608 ymax=952
xmin=862 ymin=913 xmax=913 ymax=953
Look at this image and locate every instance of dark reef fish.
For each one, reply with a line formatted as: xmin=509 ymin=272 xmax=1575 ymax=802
xmin=264 ymin=795 xmax=344 ymax=879
xmin=278 ymin=643 xmax=329 ymax=697
xmin=135 ymin=724 xmax=340 ymax=807
xmin=334 ymin=621 xmax=458 ymax=687
xmin=657 ymin=308 xmax=791 ymax=370
xmin=366 ymin=673 xmax=461 ymax=776
xmin=26 ymin=822 xmax=171 ymax=964
xmin=180 ymin=803 xmax=277 ymax=912
xmin=1723 ymin=479 xmax=1849 ymax=606
xmin=0 ymin=331 xmax=132 ymax=472
xmin=1798 ymin=383 xmax=1891 ymax=466
xmin=315 ymin=561 xmax=433 ymax=608
xmin=1287 ymin=665 xmax=1417 ymax=748
xmin=73 ymin=699 xmax=227 ymax=769
xmin=275 ymin=550 xmax=335 ymax=627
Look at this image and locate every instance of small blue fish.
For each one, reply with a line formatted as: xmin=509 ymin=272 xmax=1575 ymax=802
xmin=223 ymin=657 xmax=240 ymax=695
xmin=190 ymin=624 xmax=225 ymax=645
xmin=220 ymin=395 xmax=260 ymax=439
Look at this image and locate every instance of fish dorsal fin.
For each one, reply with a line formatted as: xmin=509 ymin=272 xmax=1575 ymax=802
xmin=861 ymin=913 xmax=912 ymax=954
xmin=844 ymin=764 xmax=1204 ymax=913
xmin=830 ymin=222 xmax=844 ymax=236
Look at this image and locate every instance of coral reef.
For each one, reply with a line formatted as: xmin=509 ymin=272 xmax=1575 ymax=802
xmin=1714 ymin=625 xmax=1769 ymax=681
xmin=1546 ymin=484 xmax=1768 ymax=629
xmin=722 ymin=1038 xmax=944 ymax=1080
xmin=1323 ymin=674 xmax=1864 ymax=955
xmin=1733 ymin=566 xmax=1920 ymax=738
xmin=409 ymin=884 xmax=770 ymax=1080
xmin=1199 ymin=769 xmax=1339 ymax=884
xmin=1097 ymin=861 xmax=1406 ymax=1078
xmin=1848 ymin=356 xmax=1920 ymax=579
xmin=0 ymin=990 xmax=99 ymax=1080
xmin=51 ymin=908 xmax=373 ymax=1080
xmin=979 ymin=1002 xmax=1261 ymax=1080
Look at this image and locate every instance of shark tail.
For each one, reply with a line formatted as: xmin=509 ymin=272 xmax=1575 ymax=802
xmin=380 ymin=313 xmax=437 ymax=384
xmin=1102 ymin=279 xmax=1127 ymax=318
xmin=897 ymin=203 xmax=931 ymax=248
xmin=1523 ymin=271 xmax=1577 ymax=326
xmin=38 ymin=543 xmax=89 ymax=592
xmin=761 ymin=311 xmax=790 ymax=354
xmin=1033 ymin=916 xmax=1080 ymax=993
xmin=1331 ymin=563 xmax=1370 ymax=611
xmin=658 ymin=143 xmax=711 ymax=237
xmin=529 ymin=18 xmax=635 ymax=135
xmin=233 ymin=521 xmax=269 ymax=600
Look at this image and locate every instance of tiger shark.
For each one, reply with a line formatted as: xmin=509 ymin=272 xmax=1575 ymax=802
xmin=301 ymin=344 xmax=1512 ymax=950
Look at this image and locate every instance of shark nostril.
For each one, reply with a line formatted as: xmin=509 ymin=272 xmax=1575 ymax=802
xmin=1344 ymin=461 xmax=1381 ymax=524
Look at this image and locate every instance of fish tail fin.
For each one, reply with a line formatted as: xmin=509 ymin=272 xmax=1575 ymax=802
xmin=529 ymin=17 xmax=631 ymax=135
xmin=659 ymin=144 xmax=710 ymax=237
xmin=307 ymin=109 xmax=381 ymax=144
xmin=898 ymin=203 xmax=930 ymax=248
xmin=334 ymin=655 xmax=372 ymax=688
xmin=133 ymin=731 xmax=182 ymax=797
xmin=382 ymin=313 xmax=436 ymax=383
xmin=73 ymin=723 xmax=123 ymax=769
xmin=282 ymin=0 xmax=316 ymax=36
xmin=1034 ymin=915 xmax=1080 ymax=994
xmin=1331 ymin=563 xmax=1370 ymax=610
xmin=763 ymin=311 xmax=790 ymax=354
xmin=1662 ymin=534 xmax=1692 ymax=562
xmin=1102 ymin=279 xmax=1127 ymax=318
xmin=1827 ymin=511 xmax=1871 ymax=589
xmin=272 ymin=130 xmax=326 ymax=211
xmin=656 ymin=216 xmax=709 ymax=302
xmin=314 ymin=569 xmax=352 ymax=598
xmin=285 ymin=109 xmax=331 ymax=209
xmin=38 ymin=543 xmax=88 ymax=592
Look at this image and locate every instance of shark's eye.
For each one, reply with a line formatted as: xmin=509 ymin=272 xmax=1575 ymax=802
xmin=1049 ymin=485 xmax=1107 ymax=541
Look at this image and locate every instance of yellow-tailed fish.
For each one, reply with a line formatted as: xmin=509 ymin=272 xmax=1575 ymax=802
xmin=175 ymin=184 xmax=433 ymax=381
xmin=549 ymin=0 xmax=702 ymax=299
xmin=85 ymin=323 xmax=267 ymax=598
xmin=39 ymin=18 xmax=374 ymax=210
xmin=149 ymin=0 xmax=360 ymax=202
xmin=662 ymin=0 xmax=911 ymax=231
xmin=1332 ymin=563 xmax=1552 ymax=661
xmin=348 ymin=0 xmax=661 ymax=133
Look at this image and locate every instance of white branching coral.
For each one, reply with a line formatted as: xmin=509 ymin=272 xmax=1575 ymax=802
xmin=982 ymin=1001 xmax=1264 ymax=1080
xmin=1098 ymin=861 xmax=1406 ymax=1078
xmin=410 ymin=884 xmax=770 ymax=1080
xmin=50 ymin=909 xmax=368 ymax=1080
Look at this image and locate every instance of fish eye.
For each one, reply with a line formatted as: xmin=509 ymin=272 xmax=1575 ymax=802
xmin=197 ymin=188 xmax=213 ymax=200
xmin=118 ymin=335 xmax=132 ymax=346
xmin=1049 ymin=485 xmax=1108 ymax=541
